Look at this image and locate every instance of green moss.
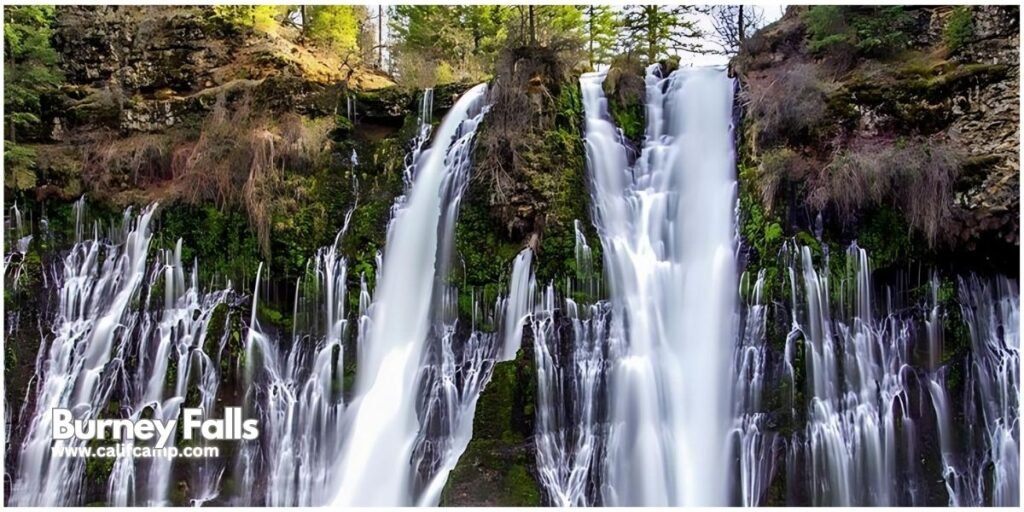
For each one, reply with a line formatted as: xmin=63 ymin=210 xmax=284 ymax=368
xmin=854 ymin=206 xmax=913 ymax=270
xmin=738 ymin=162 xmax=787 ymax=301
xmin=502 ymin=464 xmax=542 ymax=506
xmin=84 ymin=437 xmax=115 ymax=483
xmin=944 ymin=6 xmax=974 ymax=52
xmin=205 ymin=303 xmax=229 ymax=354
xmin=535 ymin=82 xmax=603 ymax=287
xmin=440 ymin=350 xmax=541 ymax=505
xmin=156 ymin=204 xmax=261 ymax=286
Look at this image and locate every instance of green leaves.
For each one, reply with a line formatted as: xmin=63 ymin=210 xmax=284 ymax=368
xmin=4 ymin=5 xmax=62 ymax=143
xmin=620 ymin=5 xmax=704 ymax=61
xmin=305 ymin=6 xmax=362 ymax=52
xmin=584 ymin=5 xmax=618 ymax=68
xmin=4 ymin=143 xmax=37 ymax=190
xmin=804 ymin=6 xmax=911 ymax=57
xmin=944 ymin=6 xmax=974 ymax=53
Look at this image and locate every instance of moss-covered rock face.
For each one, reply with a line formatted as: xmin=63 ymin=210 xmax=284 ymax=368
xmin=440 ymin=348 xmax=541 ymax=506
xmin=735 ymin=5 xmax=1019 ymax=278
xmin=460 ymin=45 xmax=604 ymax=294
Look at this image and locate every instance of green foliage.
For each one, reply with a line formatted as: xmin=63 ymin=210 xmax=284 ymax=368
xmin=854 ymin=206 xmax=913 ymax=270
xmin=805 ymin=6 xmax=911 ymax=57
xmin=454 ymin=185 xmax=522 ymax=288
xmin=620 ymin=5 xmax=703 ymax=61
xmin=4 ymin=143 xmax=37 ymax=191
xmin=4 ymin=5 xmax=62 ymax=143
xmin=305 ymin=5 xmax=363 ymax=53
xmin=944 ymin=6 xmax=974 ymax=52
xmin=507 ymin=5 xmax=585 ymax=46
xmin=738 ymin=162 xmax=785 ymax=299
xmin=390 ymin=5 xmax=507 ymax=84
xmin=389 ymin=6 xmax=588 ymax=86
xmin=583 ymin=5 xmax=618 ymax=68
xmin=535 ymin=82 xmax=602 ymax=286
xmin=607 ymin=90 xmax=644 ymax=144
xmin=156 ymin=204 xmax=261 ymax=287
xmin=212 ymin=5 xmax=284 ymax=33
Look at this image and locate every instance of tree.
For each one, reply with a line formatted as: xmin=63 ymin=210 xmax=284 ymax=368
xmin=620 ymin=5 xmax=704 ymax=62
xmin=5 ymin=5 xmax=62 ymax=192
xmin=212 ymin=5 xmax=286 ymax=33
xmin=583 ymin=5 xmax=619 ymax=68
xmin=389 ymin=6 xmax=509 ymax=84
xmin=305 ymin=5 xmax=362 ymax=53
xmin=506 ymin=5 xmax=584 ymax=47
xmin=710 ymin=5 xmax=767 ymax=55
xmin=4 ymin=6 xmax=62 ymax=144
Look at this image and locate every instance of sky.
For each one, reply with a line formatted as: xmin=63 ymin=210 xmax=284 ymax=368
xmin=685 ymin=4 xmax=788 ymax=67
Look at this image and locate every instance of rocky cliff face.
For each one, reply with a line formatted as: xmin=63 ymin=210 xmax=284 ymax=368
xmin=735 ymin=5 xmax=1018 ymax=274
xmin=49 ymin=5 xmax=392 ymax=135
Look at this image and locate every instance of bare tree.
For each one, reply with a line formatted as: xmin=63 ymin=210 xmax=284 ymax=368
xmin=710 ymin=5 xmax=767 ymax=55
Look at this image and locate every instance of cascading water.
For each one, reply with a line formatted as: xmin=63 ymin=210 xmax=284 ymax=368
xmin=10 ymin=202 xmax=231 ymax=506
xmin=731 ymin=270 xmax=780 ymax=507
xmin=579 ymin=65 xmax=738 ymax=506
xmin=785 ymin=244 xmax=919 ymax=506
xmin=777 ymin=242 xmax=1020 ymax=507
xmin=499 ymin=249 xmax=535 ymax=362
xmin=330 ymin=83 xmax=490 ymax=506
xmin=532 ymin=227 xmax=610 ymax=506
xmin=957 ymin=275 xmax=1020 ymax=506
xmin=6 ymin=66 xmax=1020 ymax=511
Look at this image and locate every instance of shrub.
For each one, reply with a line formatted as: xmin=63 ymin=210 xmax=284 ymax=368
xmin=944 ymin=7 xmax=974 ymax=52
xmin=757 ymin=147 xmax=799 ymax=212
xmin=746 ymin=63 xmax=829 ymax=148
xmin=813 ymin=138 xmax=962 ymax=245
xmin=804 ymin=6 xmax=911 ymax=60
xmin=172 ymin=95 xmax=331 ymax=256
xmin=81 ymin=133 xmax=170 ymax=192
xmin=212 ymin=6 xmax=284 ymax=34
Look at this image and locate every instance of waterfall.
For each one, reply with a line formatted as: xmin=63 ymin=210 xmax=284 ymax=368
xmin=531 ymin=220 xmax=609 ymax=506
xmin=579 ymin=65 xmax=738 ymax=506
xmin=731 ymin=270 xmax=780 ymax=506
xmin=330 ymin=83 xmax=489 ymax=506
xmin=10 ymin=202 xmax=231 ymax=506
xmin=236 ymin=233 xmax=351 ymax=507
xmin=780 ymin=244 xmax=1021 ymax=507
xmin=958 ymin=275 xmax=1020 ymax=506
xmin=499 ymin=249 xmax=535 ymax=361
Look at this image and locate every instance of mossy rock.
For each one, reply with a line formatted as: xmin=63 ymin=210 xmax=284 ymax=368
xmin=440 ymin=352 xmax=541 ymax=506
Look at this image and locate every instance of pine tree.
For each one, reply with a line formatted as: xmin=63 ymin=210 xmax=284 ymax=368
xmin=620 ymin=5 xmax=704 ymax=62
xmin=5 ymin=5 xmax=63 ymax=191
xmin=584 ymin=5 xmax=619 ymax=68
xmin=5 ymin=5 xmax=62 ymax=143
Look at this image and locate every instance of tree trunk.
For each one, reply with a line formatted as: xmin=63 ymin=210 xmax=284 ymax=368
xmin=647 ymin=6 xmax=657 ymax=62
xmin=588 ymin=6 xmax=595 ymax=68
xmin=300 ymin=5 xmax=307 ymax=37
xmin=377 ymin=5 xmax=383 ymax=69
xmin=529 ymin=6 xmax=536 ymax=45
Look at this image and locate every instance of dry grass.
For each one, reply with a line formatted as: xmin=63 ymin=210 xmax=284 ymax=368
xmin=745 ymin=63 xmax=830 ymax=149
xmin=81 ymin=132 xmax=171 ymax=192
xmin=474 ymin=41 xmax=581 ymax=205
xmin=171 ymin=93 xmax=332 ymax=255
xmin=810 ymin=138 xmax=963 ymax=244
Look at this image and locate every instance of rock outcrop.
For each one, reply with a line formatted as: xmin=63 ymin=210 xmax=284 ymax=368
xmin=735 ymin=5 xmax=1018 ymax=273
